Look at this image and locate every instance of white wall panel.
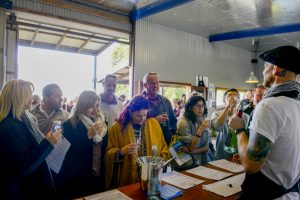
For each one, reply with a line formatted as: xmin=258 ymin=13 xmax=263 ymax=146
xmin=0 ymin=9 xmax=6 ymax=88
xmin=134 ymin=19 xmax=255 ymax=93
xmin=12 ymin=0 xmax=131 ymax=33
xmin=6 ymin=26 xmax=18 ymax=81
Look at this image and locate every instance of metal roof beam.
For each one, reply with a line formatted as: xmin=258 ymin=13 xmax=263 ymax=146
xmin=64 ymin=0 xmax=129 ymax=17
xmin=0 ymin=0 xmax=12 ymax=9
xmin=56 ymin=32 xmax=68 ymax=50
xmin=96 ymin=41 xmax=115 ymax=56
xmin=131 ymin=0 xmax=193 ymax=21
xmin=30 ymin=27 xmax=40 ymax=47
xmin=19 ymin=41 xmax=96 ymax=56
xmin=77 ymin=37 xmax=92 ymax=53
xmin=209 ymin=22 xmax=300 ymax=42
xmin=117 ymin=72 xmax=129 ymax=80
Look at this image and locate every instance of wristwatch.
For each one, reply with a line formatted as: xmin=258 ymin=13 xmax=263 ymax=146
xmin=235 ymin=128 xmax=247 ymax=135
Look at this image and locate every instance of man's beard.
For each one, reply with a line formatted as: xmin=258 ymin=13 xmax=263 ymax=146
xmin=263 ymin=75 xmax=275 ymax=88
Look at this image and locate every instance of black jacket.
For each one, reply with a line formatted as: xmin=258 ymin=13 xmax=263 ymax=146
xmin=0 ymin=114 xmax=55 ymax=200
xmin=54 ymin=119 xmax=108 ymax=199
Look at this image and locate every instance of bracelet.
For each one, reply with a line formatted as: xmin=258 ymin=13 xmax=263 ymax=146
xmin=235 ymin=128 xmax=247 ymax=135
xmin=195 ymin=134 xmax=201 ymax=138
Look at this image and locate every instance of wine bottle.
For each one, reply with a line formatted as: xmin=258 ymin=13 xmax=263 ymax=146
xmin=148 ymin=145 xmax=161 ymax=200
xmin=198 ymin=75 xmax=205 ymax=87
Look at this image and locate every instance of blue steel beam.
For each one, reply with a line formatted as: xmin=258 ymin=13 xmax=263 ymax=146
xmin=0 ymin=0 xmax=12 ymax=10
xmin=131 ymin=0 xmax=193 ymax=21
xmin=209 ymin=23 xmax=300 ymax=42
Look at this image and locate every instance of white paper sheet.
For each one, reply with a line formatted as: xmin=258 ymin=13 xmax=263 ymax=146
xmin=186 ymin=166 xmax=233 ymax=180
xmin=161 ymin=171 xmax=204 ymax=189
xmin=84 ymin=190 xmax=132 ymax=200
xmin=46 ymin=136 xmax=71 ymax=174
xmin=209 ymin=159 xmax=244 ymax=173
xmin=203 ymin=173 xmax=245 ymax=197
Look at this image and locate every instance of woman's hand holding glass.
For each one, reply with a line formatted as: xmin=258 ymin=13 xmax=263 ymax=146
xmin=45 ymin=129 xmax=62 ymax=145
xmin=87 ymin=120 xmax=105 ymax=139
xmin=197 ymin=119 xmax=210 ymax=134
xmin=121 ymin=143 xmax=140 ymax=155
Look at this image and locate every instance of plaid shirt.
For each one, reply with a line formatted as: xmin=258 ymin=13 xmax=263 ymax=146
xmin=92 ymin=142 xmax=102 ymax=176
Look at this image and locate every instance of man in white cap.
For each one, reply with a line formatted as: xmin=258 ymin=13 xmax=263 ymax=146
xmin=229 ymin=45 xmax=300 ymax=200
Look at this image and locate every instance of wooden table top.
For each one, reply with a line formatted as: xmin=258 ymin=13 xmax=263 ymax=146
xmin=118 ymin=163 xmax=242 ymax=200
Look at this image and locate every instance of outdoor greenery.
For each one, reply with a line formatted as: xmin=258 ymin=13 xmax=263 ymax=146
xmin=115 ymin=84 xmax=186 ymax=103
xmin=115 ymin=84 xmax=129 ymax=98
xmin=161 ymin=86 xmax=186 ymax=102
xmin=111 ymin=44 xmax=130 ymax=67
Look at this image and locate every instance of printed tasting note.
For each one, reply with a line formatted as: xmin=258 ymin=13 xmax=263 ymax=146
xmin=161 ymin=171 xmax=204 ymax=189
xmin=186 ymin=166 xmax=233 ymax=180
xmin=209 ymin=159 xmax=244 ymax=173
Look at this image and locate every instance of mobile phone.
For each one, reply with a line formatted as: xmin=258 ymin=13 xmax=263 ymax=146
xmin=51 ymin=121 xmax=62 ymax=133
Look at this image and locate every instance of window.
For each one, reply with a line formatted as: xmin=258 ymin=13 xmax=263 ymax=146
xmin=159 ymin=81 xmax=190 ymax=103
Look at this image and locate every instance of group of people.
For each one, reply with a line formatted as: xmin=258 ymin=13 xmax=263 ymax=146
xmin=172 ymin=93 xmax=187 ymax=118
xmin=0 ymin=45 xmax=299 ymax=200
xmin=0 ymin=72 xmax=175 ymax=199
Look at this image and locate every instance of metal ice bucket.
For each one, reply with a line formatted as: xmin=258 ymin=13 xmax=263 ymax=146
xmin=136 ymin=156 xmax=164 ymax=192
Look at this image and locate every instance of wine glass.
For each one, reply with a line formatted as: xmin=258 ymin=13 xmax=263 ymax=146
xmin=160 ymin=112 xmax=168 ymax=127
xmin=92 ymin=112 xmax=107 ymax=144
xmin=51 ymin=120 xmax=62 ymax=133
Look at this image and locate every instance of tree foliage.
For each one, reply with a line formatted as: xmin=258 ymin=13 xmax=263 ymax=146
xmin=115 ymin=84 xmax=129 ymax=98
xmin=111 ymin=44 xmax=129 ymax=67
xmin=162 ymin=87 xmax=186 ymax=102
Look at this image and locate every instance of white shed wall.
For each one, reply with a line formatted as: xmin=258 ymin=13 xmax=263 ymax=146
xmin=134 ymin=19 xmax=254 ymax=93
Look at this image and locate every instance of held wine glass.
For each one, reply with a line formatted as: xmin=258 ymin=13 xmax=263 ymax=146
xmin=51 ymin=120 xmax=62 ymax=133
xmin=132 ymin=126 xmax=142 ymax=156
xmin=92 ymin=112 xmax=107 ymax=144
xmin=160 ymin=112 xmax=168 ymax=127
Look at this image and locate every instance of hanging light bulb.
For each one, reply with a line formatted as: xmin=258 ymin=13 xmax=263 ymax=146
xmin=246 ymin=39 xmax=259 ymax=84
xmin=245 ymin=72 xmax=259 ymax=83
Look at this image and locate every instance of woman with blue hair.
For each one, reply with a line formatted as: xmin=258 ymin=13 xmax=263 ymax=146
xmin=105 ymin=95 xmax=168 ymax=189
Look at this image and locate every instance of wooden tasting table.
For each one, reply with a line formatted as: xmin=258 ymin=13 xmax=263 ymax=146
xmin=117 ymin=163 xmax=243 ymax=200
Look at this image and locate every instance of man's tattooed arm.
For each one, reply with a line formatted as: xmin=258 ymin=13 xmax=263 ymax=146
xmin=247 ymin=132 xmax=272 ymax=162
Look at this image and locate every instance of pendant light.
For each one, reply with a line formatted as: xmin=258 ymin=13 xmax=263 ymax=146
xmin=246 ymin=39 xmax=260 ymax=84
xmin=245 ymin=72 xmax=259 ymax=83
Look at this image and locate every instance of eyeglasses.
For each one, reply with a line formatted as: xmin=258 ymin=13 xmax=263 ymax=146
xmin=194 ymin=104 xmax=205 ymax=109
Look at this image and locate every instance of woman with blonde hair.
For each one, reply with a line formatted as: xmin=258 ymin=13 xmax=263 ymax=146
xmin=0 ymin=79 xmax=61 ymax=200
xmin=105 ymin=95 xmax=168 ymax=189
xmin=57 ymin=90 xmax=107 ymax=199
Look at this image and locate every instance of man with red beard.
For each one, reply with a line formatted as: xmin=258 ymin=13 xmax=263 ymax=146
xmin=229 ymin=46 xmax=300 ymax=200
